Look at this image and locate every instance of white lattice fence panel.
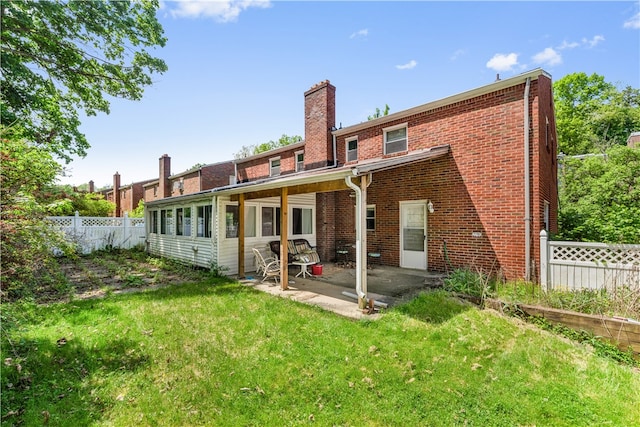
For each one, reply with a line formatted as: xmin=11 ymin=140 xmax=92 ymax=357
xmin=47 ymin=214 xmax=146 ymax=254
xmin=546 ymin=239 xmax=640 ymax=291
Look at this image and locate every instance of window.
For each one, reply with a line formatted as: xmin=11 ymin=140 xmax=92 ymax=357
xmin=346 ymin=137 xmax=358 ymax=162
xmin=384 ymin=123 xmax=408 ymax=154
xmin=270 ymin=157 xmax=281 ymax=177
xmin=245 ymin=205 xmax=257 ymax=238
xmin=176 ymin=207 xmax=191 ymax=236
xmin=225 ymin=205 xmax=239 ymax=238
xmin=261 ymin=206 xmax=281 ymax=236
xmin=295 ymin=151 xmax=304 ymax=172
xmin=150 ymin=210 xmax=158 ymax=233
xmin=292 ymin=207 xmax=313 ymax=235
xmin=366 ymin=205 xmax=376 ymax=231
xmin=197 ymin=205 xmax=212 ymax=238
xmin=160 ymin=209 xmax=173 ymax=235
xmin=544 ymin=201 xmax=550 ymax=231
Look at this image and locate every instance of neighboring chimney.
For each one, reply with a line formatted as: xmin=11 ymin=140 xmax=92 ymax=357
xmin=158 ymin=154 xmax=171 ymax=198
xmin=113 ymin=172 xmax=121 ymax=217
xmin=88 ymin=180 xmax=94 ymax=193
xmin=304 ymin=80 xmax=336 ymax=169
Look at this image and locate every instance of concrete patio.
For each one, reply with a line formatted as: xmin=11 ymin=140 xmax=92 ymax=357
xmin=239 ymin=263 xmax=446 ymax=320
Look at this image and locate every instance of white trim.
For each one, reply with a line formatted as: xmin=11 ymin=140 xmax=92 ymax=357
xmin=399 ymin=200 xmax=428 ymax=270
xmin=269 ymin=156 xmax=281 ymax=177
xmin=295 ymin=150 xmax=304 ymax=172
xmin=383 ymin=123 xmax=408 ymax=155
xmin=346 ymin=136 xmax=358 ymax=162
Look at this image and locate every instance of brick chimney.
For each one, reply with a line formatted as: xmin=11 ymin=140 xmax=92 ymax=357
xmin=113 ymin=172 xmax=121 ymax=217
xmin=304 ymin=80 xmax=336 ymax=169
xmin=88 ymin=180 xmax=94 ymax=193
xmin=158 ymin=154 xmax=171 ymax=198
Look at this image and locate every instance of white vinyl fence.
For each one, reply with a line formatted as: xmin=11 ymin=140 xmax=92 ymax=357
xmin=540 ymin=230 xmax=640 ymax=292
xmin=48 ymin=212 xmax=146 ymax=254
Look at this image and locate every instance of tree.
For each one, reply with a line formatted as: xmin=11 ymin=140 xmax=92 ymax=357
xmin=1 ymin=0 xmax=167 ymax=161
xmin=553 ymin=73 xmax=640 ymax=156
xmin=233 ymin=134 xmax=302 ymax=159
xmin=557 ymin=145 xmax=640 ymax=244
xmin=129 ymin=199 xmax=145 ymax=218
xmin=368 ymin=104 xmax=390 ymax=121
xmin=1 ymin=126 xmax=74 ymax=301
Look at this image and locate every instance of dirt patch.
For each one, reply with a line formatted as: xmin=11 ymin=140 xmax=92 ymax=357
xmin=56 ymin=250 xmax=210 ymax=301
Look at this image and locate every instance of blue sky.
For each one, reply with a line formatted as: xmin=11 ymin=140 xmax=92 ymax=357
xmin=60 ymin=1 xmax=640 ymax=188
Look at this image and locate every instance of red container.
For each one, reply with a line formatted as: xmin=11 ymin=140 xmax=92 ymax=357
xmin=311 ymin=264 xmax=323 ymax=276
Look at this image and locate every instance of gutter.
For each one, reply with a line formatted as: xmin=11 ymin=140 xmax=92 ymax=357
xmin=344 ymin=175 xmax=366 ymax=301
xmin=524 ymin=77 xmax=531 ymax=281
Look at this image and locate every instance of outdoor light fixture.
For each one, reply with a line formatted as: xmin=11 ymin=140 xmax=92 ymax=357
xmin=427 ymin=200 xmax=434 ymax=213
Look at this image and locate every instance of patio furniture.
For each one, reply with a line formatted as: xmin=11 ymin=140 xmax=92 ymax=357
xmin=293 ymin=260 xmax=316 ymax=278
xmin=367 ymin=248 xmax=381 ymax=268
xmin=252 ymin=247 xmax=280 ymax=284
xmin=269 ymin=239 xmax=320 ymax=265
xmin=336 ymin=240 xmax=351 ymax=266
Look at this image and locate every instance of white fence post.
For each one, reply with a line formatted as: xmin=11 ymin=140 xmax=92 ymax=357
xmin=539 ymin=230 xmax=548 ymax=292
xmin=124 ymin=212 xmax=129 ymax=249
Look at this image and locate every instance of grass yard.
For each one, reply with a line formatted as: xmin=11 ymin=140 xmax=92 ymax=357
xmin=2 ymin=276 xmax=639 ymax=426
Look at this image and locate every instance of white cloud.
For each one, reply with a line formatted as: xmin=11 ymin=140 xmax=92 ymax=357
xmin=532 ymin=47 xmax=562 ymax=66
xmin=170 ymin=0 xmax=271 ymax=22
xmin=623 ymin=12 xmax=640 ymax=29
xmin=396 ymin=60 xmax=417 ymax=70
xmin=450 ymin=49 xmax=467 ymax=61
xmin=350 ymin=29 xmax=368 ymax=39
xmin=557 ymin=40 xmax=579 ymax=50
xmin=582 ymin=35 xmax=605 ymax=48
xmin=486 ymin=53 xmax=519 ymax=72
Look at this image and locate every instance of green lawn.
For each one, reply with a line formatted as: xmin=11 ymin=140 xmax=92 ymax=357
xmin=2 ymin=280 xmax=639 ymax=426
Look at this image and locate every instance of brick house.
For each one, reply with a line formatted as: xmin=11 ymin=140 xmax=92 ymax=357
xmin=143 ymin=154 xmax=235 ymax=202
xmin=145 ymin=68 xmax=558 ymax=302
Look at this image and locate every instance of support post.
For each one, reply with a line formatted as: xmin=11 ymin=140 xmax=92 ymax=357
xmin=238 ymin=194 xmax=245 ymax=278
xmin=280 ymin=187 xmax=289 ymax=290
xmin=539 ymin=230 xmax=548 ymax=292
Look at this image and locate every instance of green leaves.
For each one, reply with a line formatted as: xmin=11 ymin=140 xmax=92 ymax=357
xmin=553 ymin=72 xmax=640 ymax=156
xmin=558 ymin=145 xmax=640 ymax=243
xmin=1 ymin=0 xmax=167 ymax=161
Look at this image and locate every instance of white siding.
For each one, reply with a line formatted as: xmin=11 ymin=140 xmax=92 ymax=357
xmin=217 ymin=193 xmax=317 ymax=275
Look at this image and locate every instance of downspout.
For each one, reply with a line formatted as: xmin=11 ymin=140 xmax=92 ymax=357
xmin=345 ymin=175 xmax=366 ymax=300
xmin=332 ymin=133 xmax=337 ymax=167
xmin=524 ymin=77 xmax=531 ymax=281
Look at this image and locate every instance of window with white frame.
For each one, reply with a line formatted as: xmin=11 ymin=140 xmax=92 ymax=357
xmin=544 ymin=200 xmax=550 ymax=231
xmin=346 ymin=137 xmax=358 ymax=162
xmin=245 ymin=205 xmax=257 ymax=237
xmin=197 ymin=205 xmax=212 ymax=238
xmin=270 ymin=157 xmax=281 ymax=177
xmin=366 ymin=205 xmax=376 ymax=231
xmin=384 ymin=123 xmax=408 ymax=154
xmin=261 ymin=206 xmax=281 ymax=236
xmin=150 ymin=210 xmax=158 ymax=233
xmin=160 ymin=209 xmax=173 ymax=235
xmin=176 ymin=207 xmax=191 ymax=236
xmin=225 ymin=205 xmax=239 ymax=238
xmin=295 ymin=151 xmax=304 ymax=172
xmin=292 ymin=207 xmax=313 ymax=235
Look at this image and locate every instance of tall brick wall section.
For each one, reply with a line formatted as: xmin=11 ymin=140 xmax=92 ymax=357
xmin=315 ymin=192 xmax=337 ymax=262
xmin=201 ymin=161 xmax=235 ymax=189
xmin=332 ymin=78 xmax=556 ymax=279
xmin=304 ymin=81 xmax=335 ymax=169
xmin=143 ymin=183 xmax=158 ymax=203
xmin=112 ymin=173 xmax=121 ymax=217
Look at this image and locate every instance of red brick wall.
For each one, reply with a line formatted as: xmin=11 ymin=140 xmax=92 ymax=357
xmin=143 ymin=183 xmax=158 ymax=202
xmin=201 ymin=161 xmax=235 ymax=190
xmin=237 ymin=149 xmax=299 ymax=182
xmin=331 ymin=78 xmax=556 ymax=279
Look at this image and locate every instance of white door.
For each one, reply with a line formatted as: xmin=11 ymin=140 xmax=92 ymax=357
xmin=400 ymin=202 xmax=427 ymax=270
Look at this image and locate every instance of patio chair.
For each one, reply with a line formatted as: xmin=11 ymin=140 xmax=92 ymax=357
xmin=252 ymin=247 xmax=280 ymax=284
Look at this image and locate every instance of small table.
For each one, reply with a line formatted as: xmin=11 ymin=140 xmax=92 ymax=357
xmin=293 ymin=261 xmax=316 ymax=278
